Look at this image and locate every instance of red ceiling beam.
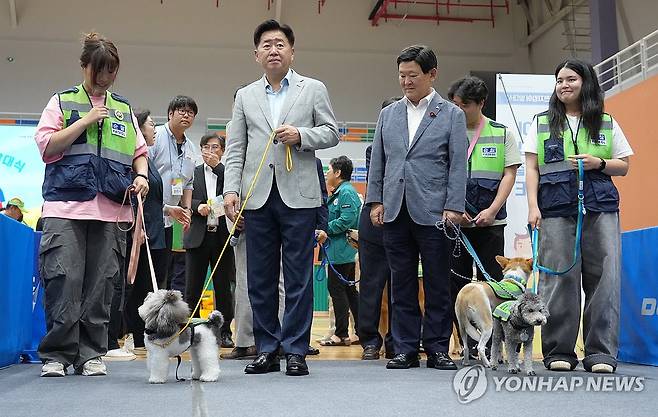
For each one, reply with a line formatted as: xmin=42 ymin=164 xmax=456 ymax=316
xmin=370 ymin=0 xmax=509 ymax=27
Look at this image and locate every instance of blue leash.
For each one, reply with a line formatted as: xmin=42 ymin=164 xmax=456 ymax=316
xmin=314 ymin=239 xmax=359 ymax=286
xmin=529 ymin=159 xmax=586 ymax=289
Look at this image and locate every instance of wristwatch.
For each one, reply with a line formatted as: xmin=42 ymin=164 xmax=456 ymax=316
xmin=597 ymin=158 xmax=607 ymax=171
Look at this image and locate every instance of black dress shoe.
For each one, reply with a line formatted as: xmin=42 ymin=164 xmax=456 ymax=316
xmin=244 ymin=352 xmax=280 ymax=374
xmin=307 ymin=345 xmax=320 ymax=356
xmin=384 ymin=350 xmax=395 ymax=360
xmin=427 ymin=352 xmax=457 ymax=370
xmin=362 ymin=345 xmax=380 ymax=360
xmin=285 ymin=354 xmax=309 ymax=376
xmin=386 ymin=353 xmax=420 ymax=369
xmin=220 ymin=333 xmax=235 ymax=349
xmin=221 ymin=345 xmax=257 ymax=360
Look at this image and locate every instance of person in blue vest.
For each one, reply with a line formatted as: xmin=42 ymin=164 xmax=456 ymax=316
xmin=447 ymin=76 xmax=522 ymax=358
xmin=34 ymin=32 xmax=149 ymax=377
xmin=524 ymin=59 xmax=633 ymax=374
xmin=319 ymin=156 xmax=362 ymax=346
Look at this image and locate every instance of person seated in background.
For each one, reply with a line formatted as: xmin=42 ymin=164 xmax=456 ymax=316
xmin=2 ymin=197 xmax=27 ymax=223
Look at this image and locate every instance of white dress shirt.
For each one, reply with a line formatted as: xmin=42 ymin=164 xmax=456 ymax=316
xmin=404 ymin=88 xmax=436 ymax=145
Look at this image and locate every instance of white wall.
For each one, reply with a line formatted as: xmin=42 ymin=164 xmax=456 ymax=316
xmin=1 ymin=0 xmax=529 ymax=149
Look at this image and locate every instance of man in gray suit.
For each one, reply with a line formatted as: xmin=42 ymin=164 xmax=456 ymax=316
xmin=366 ymin=45 xmax=467 ymax=370
xmin=223 ymin=19 xmax=339 ymax=376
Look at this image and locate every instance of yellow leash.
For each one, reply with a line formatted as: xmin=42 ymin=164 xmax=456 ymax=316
xmin=285 ymin=144 xmax=293 ymax=172
xmin=154 ymin=131 xmax=279 ymax=347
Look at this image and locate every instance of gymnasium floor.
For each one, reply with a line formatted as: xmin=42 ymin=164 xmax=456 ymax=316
xmin=1 ymin=313 xmax=656 ymax=417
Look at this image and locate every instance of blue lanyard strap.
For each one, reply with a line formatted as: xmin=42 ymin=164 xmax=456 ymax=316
xmin=530 ymin=159 xmax=586 ymax=282
xmin=314 ymin=239 xmax=359 ymax=286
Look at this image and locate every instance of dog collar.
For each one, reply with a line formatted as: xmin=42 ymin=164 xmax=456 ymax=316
xmin=503 ymin=273 xmax=527 ymax=288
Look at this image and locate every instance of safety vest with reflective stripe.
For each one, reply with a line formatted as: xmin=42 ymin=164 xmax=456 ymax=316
xmin=42 ymin=85 xmax=137 ymax=203
xmin=535 ymin=112 xmax=618 ymax=218
xmin=466 ymin=118 xmax=507 ymax=220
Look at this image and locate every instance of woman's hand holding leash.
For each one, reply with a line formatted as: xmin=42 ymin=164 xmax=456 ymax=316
xmin=527 ymin=205 xmax=542 ymax=230
xmin=132 ymin=175 xmax=149 ymax=198
xmin=568 ymin=154 xmax=599 ymax=170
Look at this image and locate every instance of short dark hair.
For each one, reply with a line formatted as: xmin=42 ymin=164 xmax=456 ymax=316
xmin=200 ymin=133 xmax=225 ymax=150
xmin=167 ymin=95 xmax=198 ymax=119
xmin=381 ymin=96 xmax=402 ymax=109
xmin=397 ymin=45 xmax=437 ymax=73
xmin=253 ymin=19 xmax=295 ymax=47
xmin=329 ymin=155 xmax=353 ymax=181
xmin=134 ymin=108 xmax=151 ymax=130
xmin=447 ymin=76 xmax=488 ymax=104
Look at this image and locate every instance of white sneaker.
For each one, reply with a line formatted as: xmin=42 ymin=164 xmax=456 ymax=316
xmin=103 ymin=348 xmax=136 ymax=361
xmin=549 ymin=360 xmax=572 ymax=371
xmin=591 ymin=363 xmax=614 ymax=373
xmin=77 ymin=358 xmax=107 ymax=376
xmin=41 ymin=361 xmax=66 ymax=377
xmin=123 ymin=333 xmax=135 ymax=353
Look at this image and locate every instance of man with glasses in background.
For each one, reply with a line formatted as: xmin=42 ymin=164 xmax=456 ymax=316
xmin=149 ymin=95 xmax=197 ymax=289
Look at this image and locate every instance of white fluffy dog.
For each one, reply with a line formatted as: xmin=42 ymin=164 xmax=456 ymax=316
xmin=138 ymin=289 xmax=223 ymax=384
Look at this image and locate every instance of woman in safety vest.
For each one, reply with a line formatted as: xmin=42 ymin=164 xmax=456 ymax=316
xmin=34 ymin=32 xmax=149 ymax=377
xmin=525 ymin=59 xmax=633 ymax=374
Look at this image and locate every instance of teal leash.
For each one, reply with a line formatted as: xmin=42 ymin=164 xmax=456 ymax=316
xmin=529 ymin=159 xmax=586 ymax=289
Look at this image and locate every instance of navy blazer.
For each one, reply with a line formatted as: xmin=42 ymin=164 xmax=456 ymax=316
xmin=358 ymin=145 xmax=383 ymax=245
xmin=139 ymin=159 xmax=165 ymax=250
xmin=316 ymin=158 xmax=328 ymax=232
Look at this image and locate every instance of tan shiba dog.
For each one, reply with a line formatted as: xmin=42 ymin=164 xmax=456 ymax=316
xmin=454 ymin=256 xmax=533 ymax=367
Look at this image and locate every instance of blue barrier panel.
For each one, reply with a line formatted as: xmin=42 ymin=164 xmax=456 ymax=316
xmin=619 ymin=226 xmax=658 ymax=366
xmin=22 ymin=232 xmax=45 ymax=363
xmin=0 ymin=215 xmax=34 ymax=368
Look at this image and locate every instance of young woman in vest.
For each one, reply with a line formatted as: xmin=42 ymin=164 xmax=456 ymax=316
xmin=447 ymin=76 xmax=522 ymax=359
xmin=525 ymin=59 xmax=633 ymax=373
xmin=34 ymin=32 xmax=149 ymax=377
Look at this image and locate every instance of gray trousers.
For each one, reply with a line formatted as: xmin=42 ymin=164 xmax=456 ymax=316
xmin=538 ymin=213 xmax=620 ymax=371
xmin=233 ymin=231 xmax=285 ymax=348
xmin=38 ymin=218 xmax=126 ymax=368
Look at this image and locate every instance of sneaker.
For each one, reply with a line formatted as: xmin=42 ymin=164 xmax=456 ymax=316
xmin=123 ymin=333 xmax=135 ymax=353
xmin=591 ymin=363 xmax=614 ymax=373
xmin=103 ymin=348 xmax=136 ymax=361
xmin=76 ymin=358 xmax=107 ymax=376
xmin=549 ymin=360 xmax=573 ymax=371
xmin=41 ymin=361 xmax=66 ymax=377
xmin=133 ymin=347 xmax=147 ymax=357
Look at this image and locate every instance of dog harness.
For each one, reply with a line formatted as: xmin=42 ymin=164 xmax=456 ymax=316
xmin=493 ymin=301 xmax=532 ymax=351
xmin=486 ymin=280 xmax=525 ymax=300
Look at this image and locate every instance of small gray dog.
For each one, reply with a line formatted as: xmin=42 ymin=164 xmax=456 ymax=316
xmin=138 ymin=289 xmax=223 ymax=383
xmin=490 ymin=291 xmax=549 ymax=376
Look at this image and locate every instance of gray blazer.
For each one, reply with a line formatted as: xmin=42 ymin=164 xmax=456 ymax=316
xmin=224 ymin=70 xmax=340 ymax=210
xmin=366 ymin=93 xmax=468 ymax=225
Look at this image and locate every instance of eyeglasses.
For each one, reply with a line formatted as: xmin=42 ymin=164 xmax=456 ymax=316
xmin=201 ymin=144 xmax=221 ymax=151
xmin=176 ymin=108 xmax=196 ymax=117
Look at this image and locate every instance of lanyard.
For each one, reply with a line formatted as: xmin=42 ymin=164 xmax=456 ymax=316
xmin=166 ymin=128 xmax=186 ymax=179
xmin=467 ymin=116 xmax=487 ymax=160
xmin=567 ymin=116 xmax=581 ymax=155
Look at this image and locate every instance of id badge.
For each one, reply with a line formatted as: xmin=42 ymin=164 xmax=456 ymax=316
xmin=171 ymin=178 xmax=183 ymax=196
